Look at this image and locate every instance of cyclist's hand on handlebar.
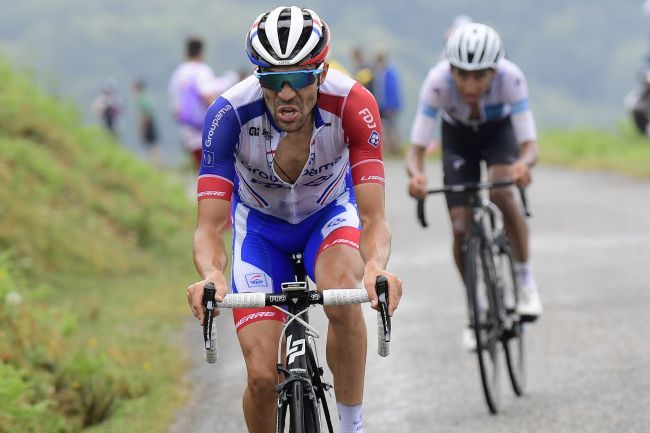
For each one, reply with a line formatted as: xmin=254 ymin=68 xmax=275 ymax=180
xmin=408 ymin=174 xmax=428 ymax=199
xmin=511 ymin=160 xmax=532 ymax=187
xmin=363 ymin=268 xmax=402 ymax=316
xmin=186 ymin=271 xmax=228 ymax=325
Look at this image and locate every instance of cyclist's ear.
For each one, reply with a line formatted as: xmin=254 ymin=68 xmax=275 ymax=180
xmin=318 ymin=62 xmax=330 ymax=86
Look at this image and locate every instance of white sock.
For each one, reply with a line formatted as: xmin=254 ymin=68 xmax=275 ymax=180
xmin=513 ymin=261 xmax=536 ymax=289
xmin=337 ymin=402 xmax=363 ymax=433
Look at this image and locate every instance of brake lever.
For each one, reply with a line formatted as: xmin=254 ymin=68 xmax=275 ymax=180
xmin=376 ymin=275 xmax=391 ymax=342
xmin=203 ymin=282 xmax=216 ymax=350
xmin=417 ymin=198 xmax=428 ymax=228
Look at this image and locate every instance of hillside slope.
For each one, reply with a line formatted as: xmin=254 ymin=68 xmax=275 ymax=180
xmin=0 ymin=60 xmax=197 ymax=433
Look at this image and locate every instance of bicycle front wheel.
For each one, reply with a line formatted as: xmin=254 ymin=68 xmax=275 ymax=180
xmin=288 ymin=381 xmax=305 ymax=433
xmin=497 ymin=239 xmax=527 ymax=396
xmin=465 ymin=236 xmax=502 ymax=414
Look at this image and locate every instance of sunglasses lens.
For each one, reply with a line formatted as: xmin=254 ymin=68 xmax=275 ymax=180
xmin=257 ymin=71 xmax=318 ymax=91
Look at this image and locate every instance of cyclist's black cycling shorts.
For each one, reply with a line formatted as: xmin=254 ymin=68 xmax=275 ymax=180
xmin=441 ymin=117 xmax=518 ymax=208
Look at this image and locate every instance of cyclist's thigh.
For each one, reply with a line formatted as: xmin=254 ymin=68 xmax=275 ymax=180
xmin=231 ymin=202 xmax=296 ymax=332
xmin=303 ymin=193 xmax=363 ymax=287
xmin=482 ymin=117 xmax=519 ymax=168
xmin=441 ymin=120 xmax=481 ymax=208
xmin=238 ymin=320 xmax=284 ymax=378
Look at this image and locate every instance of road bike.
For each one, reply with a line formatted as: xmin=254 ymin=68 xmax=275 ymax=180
xmin=202 ymin=253 xmax=391 ymax=432
xmin=417 ymin=180 xmax=530 ymax=414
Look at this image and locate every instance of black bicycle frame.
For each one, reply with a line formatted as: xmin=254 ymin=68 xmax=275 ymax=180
xmin=276 ymin=253 xmax=333 ymax=433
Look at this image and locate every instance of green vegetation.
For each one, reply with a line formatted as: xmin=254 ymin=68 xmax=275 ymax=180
xmin=539 ymin=121 xmax=650 ymax=178
xmin=0 ymin=59 xmax=197 ymax=432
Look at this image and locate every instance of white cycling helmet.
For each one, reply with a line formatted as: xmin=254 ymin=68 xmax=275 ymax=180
xmin=246 ymin=6 xmax=330 ymax=67
xmin=446 ymin=23 xmax=504 ymax=71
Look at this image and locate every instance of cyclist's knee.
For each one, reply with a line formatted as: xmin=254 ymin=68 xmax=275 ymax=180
xmin=246 ymin=366 xmax=277 ymax=399
xmin=451 ymin=218 xmax=469 ymax=242
xmin=324 ymin=303 xmax=363 ymax=328
xmin=489 ymin=187 xmax=515 ymax=209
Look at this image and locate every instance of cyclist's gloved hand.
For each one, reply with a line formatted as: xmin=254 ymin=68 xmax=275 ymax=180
xmin=511 ymin=160 xmax=532 ymax=187
xmin=363 ymin=267 xmax=403 ymax=317
xmin=408 ymin=173 xmax=428 ymax=199
xmin=186 ymin=270 xmax=228 ymax=325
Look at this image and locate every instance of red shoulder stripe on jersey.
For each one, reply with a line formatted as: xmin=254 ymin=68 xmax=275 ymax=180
xmin=197 ymin=174 xmax=234 ymax=201
xmin=318 ymin=92 xmax=344 ymax=117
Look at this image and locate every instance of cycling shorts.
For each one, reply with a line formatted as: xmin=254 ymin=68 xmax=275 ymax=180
xmin=441 ymin=117 xmax=519 ymax=208
xmin=230 ymin=190 xmax=361 ymax=331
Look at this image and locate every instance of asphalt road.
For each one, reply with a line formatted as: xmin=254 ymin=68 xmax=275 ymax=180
xmin=171 ymin=160 xmax=650 ymax=433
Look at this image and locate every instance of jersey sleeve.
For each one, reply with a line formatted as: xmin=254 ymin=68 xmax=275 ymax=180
xmin=502 ymin=63 xmax=537 ymax=144
xmin=410 ymin=67 xmax=443 ymax=147
xmin=343 ymin=83 xmax=385 ymax=186
xmin=197 ymin=97 xmax=239 ymax=201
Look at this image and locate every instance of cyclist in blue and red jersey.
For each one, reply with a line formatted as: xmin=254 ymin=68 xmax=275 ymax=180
xmin=406 ymin=23 xmax=542 ymax=348
xmin=186 ymin=6 xmax=403 ymax=433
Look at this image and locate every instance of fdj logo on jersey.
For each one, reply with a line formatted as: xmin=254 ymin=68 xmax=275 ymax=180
xmin=245 ymin=273 xmax=268 ymax=288
xmin=368 ymin=130 xmax=381 ymax=147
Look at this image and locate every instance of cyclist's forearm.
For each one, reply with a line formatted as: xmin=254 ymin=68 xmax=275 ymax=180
xmin=193 ymin=227 xmax=228 ymax=279
xmin=518 ymin=140 xmax=539 ymax=168
xmin=406 ymin=145 xmax=427 ymax=177
xmin=359 ymin=218 xmax=391 ymax=272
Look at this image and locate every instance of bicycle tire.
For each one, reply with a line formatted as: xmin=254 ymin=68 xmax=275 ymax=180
xmin=497 ymin=239 xmax=527 ymax=396
xmin=286 ymin=381 xmax=322 ymax=433
xmin=465 ymin=235 xmax=502 ymax=414
xmin=288 ymin=381 xmax=305 ymax=433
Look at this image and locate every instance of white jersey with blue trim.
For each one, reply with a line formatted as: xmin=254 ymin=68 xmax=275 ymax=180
xmin=410 ymin=58 xmax=537 ymax=147
xmin=197 ymin=68 xmax=385 ymax=224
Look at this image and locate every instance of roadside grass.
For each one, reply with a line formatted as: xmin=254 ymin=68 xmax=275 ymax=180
xmin=539 ymin=121 xmax=650 ymax=178
xmin=0 ymin=58 xmax=201 ymax=433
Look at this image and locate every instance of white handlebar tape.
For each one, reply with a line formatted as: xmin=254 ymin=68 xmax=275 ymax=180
xmin=218 ymin=292 xmax=266 ymax=308
xmin=322 ymin=289 xmax=370 ymax=305
xmin=204 ymin=321 xmax=218 ymax=364
xmin=377 ymin=312 xmax=390 ymax=357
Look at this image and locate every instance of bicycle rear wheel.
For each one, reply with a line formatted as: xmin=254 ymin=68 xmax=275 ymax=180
xmin=497 ymin=238 xmax=527 ymax=396
xmin=465 ymin=236 xmax=502 ymax=414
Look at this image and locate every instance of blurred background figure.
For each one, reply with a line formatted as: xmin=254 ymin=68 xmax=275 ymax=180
xmin=624 ymin=2 xmax=650 ymax=136
xmin=168 ymin=36 xmax=219 ymax=172
xmin=92 ymin=78 xmax=122 ymax=137
xmin=351 ymin=47 xmax=375 ymax=94
xmin=133 ymin=78 xmax=162 ymax=168
xmin=426 ymin=14 xmax=474 ymax=155
xmin=327 ymin=57 xmax=352 ymax=76
xmin=374 ymin=50 xmax=403 ymax=156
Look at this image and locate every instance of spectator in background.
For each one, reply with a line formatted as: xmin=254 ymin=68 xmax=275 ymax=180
xmin=374 ymin=50 xmax=403 ymax=156
xmin=92 ymin=78 xmax=122 ymax=137
xmin=168 ymin=36 xmax=220 ymax=172
xmin=351 ymin=47 xmax=374 ymax=94
xmin=133 ymin=79 xmax=162 ymax=168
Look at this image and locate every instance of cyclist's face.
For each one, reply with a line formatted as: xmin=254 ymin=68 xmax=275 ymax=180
xmin=260 ymin=63 xmax=328 ymax=133
xmin=451 ymin=67 xmax=496 ymax=105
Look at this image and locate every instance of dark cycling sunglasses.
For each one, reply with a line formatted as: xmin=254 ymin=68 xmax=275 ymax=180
xmin=255 ymin=64 xmax=324 ymax=92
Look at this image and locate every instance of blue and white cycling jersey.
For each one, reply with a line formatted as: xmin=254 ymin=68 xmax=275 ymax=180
xmin=197 ymin=68 xmax=385 ymax=224
xmin=410 ymin=59 xmax=537 ymax=146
